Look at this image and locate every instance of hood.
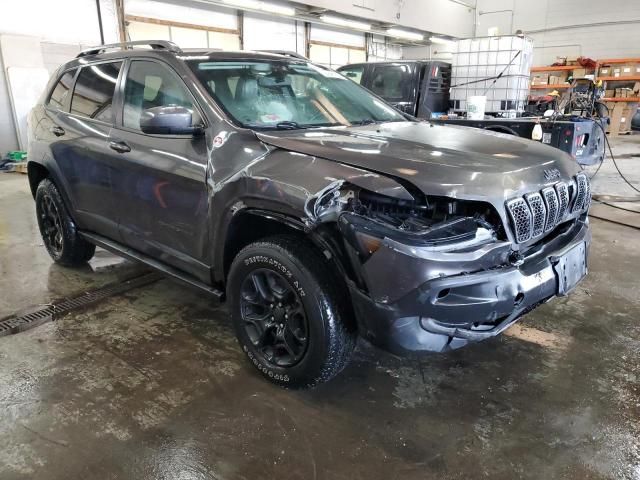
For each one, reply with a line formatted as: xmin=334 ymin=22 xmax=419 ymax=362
xmin=256 ymin=122 xmax=580 ymax=203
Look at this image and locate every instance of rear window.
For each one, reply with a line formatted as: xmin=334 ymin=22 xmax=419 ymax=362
xmin=338 ymin=66 xmax=364 ymax=84
xmin=369 ymin=64 xmax=412 ymax=102
xmin=70 ymin=62 xmax=122 ymax=122
xmin=47 ymin=69 xmax=76 ymax=110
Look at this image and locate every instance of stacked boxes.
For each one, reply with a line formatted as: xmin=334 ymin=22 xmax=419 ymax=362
xmin=450 ymin=35 xmax=534 ymax=115
xmin=599 ymin=63 xmax=640 ymax=78
xmin=606 ymin=102 xmax=638 ymax=135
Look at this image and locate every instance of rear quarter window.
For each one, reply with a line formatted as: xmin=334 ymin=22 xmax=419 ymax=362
xmin=70 ymin=62 xmax=122 ymax=123
xmin=47 ymin=69 xmax=77 ymax=111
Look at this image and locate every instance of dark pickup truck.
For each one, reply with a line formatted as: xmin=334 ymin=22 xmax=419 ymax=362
xmin=337 ymin=61 xmax=605 ymax=166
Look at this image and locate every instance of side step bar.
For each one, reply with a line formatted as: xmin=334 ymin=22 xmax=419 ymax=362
xmin=80 ymin=232 xmax=224 ymax=300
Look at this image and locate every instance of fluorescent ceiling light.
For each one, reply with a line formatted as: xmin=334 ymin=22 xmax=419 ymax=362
xmin=386 ymin=28 xmax=424 ymax=41
xmin=221 ymin=0 xmax=295 ymax=16
xmin=430 ymin=36 xmax=456 ymax=45
xmin=260 ymin=1 xmax=295 ymax=15
xmin=320 ymin=15 xmax=371 ymax=31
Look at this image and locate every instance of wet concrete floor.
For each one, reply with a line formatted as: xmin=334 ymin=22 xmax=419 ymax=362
xmin=1 ymin=173 xmax=639 ymax=479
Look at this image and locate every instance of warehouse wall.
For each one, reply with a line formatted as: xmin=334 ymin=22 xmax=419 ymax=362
xmin=475 ymin=0 xmax=640 ymax=65
xmin=0 ymin=0 xmax=119 ymax=153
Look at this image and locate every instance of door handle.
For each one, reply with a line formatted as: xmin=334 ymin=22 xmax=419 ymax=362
xmin=50 ymin=126 xmax=65 ymax=137
xmin=109 ymin=140 xmax=131 ymax=154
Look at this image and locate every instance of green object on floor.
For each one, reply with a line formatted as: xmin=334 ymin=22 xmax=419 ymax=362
xmin=7 ymin=151 xmax=27 ymax=161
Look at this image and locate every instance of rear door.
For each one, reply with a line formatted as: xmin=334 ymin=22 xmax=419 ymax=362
xmin=366 ymin=63 xmax=419 ymax=115
xmin=109 ymin=58 xmax=210 ymax=282
xmin=52 ymin=60 xmax=124 ymax=238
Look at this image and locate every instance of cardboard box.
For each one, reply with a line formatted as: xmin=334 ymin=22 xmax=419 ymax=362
xmin=619 ymin=105 xmax=638 ymax=133
xmin=615 ymin=88 xmax=632 ymax=98
xmin=607 ymin=102 xmax=625 ymax=134
xmin=613 ymin=67 xmax=621 ymax=78
xmin=621 ymin=65 xmax=634 ymax=76
xmin=607 ymin=102 xmax=639 ymax=135
xmin=605 ymin=89 xmax=615 ymax=98
xmin=549 ymin=72 xmax=568 ymax=85
xmin=599 ymin=67 xmax=611 ymax=76
xmin=572 ymin=68 xmax=587 ymax=77
xmin=531 ymin=73 xmax=549 ymax=85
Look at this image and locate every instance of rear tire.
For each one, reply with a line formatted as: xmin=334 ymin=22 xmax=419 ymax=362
xmin=35 ymin=179 xmax=95 ymax=267
xmin=228 ymin=235 xmax=356 ymax=388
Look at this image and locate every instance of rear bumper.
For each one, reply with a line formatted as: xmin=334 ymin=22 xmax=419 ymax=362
xmin=350 ymin=219 xmax=591 ymax=354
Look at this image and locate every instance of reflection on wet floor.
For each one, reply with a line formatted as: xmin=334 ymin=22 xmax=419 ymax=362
xmin=1 ymin=173 xmax=639 ymax=480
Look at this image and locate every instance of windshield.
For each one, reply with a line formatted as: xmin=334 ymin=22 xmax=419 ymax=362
xmin=186 ymin=59 xmax=406 ymax=129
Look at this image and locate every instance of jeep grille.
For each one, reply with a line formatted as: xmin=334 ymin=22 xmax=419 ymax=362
xmin=506 ymin=173 xmax=590 ymax=244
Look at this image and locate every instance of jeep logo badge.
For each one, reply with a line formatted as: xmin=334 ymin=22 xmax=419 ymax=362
xmin=543 ymin=168 xmax=561 ymax=181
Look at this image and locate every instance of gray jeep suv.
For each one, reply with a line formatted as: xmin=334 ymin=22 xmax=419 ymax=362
xmin=27 ymin=41 xmax=591 ymax=388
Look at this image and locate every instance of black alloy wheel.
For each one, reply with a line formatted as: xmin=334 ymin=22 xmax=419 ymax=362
xmin=38 ymin=192 xmax=64 ymax=257
xmin=239 ymin=268 xmax=309 ymax=368
xmin=228 ymin=235 xmax=356 ymax=388
xmin=35 ymin=179 xmax=95 ymax=266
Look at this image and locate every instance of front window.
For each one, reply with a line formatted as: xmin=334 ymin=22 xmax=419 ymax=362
xmin=123 ymin=60 xmax=195 ymax=132
xmin=187 ymin=59 xmax=405 ymax=129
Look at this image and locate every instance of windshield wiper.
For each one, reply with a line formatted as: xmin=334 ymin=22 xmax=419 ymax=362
xmin=351 ymin=119 xmax=379 ymax=126
xmin=274 ymin=121 xmax=303 ymax=130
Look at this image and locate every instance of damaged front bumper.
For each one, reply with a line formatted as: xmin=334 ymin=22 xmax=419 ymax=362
xmin=349 ymin=218 xmax=591 ymax=354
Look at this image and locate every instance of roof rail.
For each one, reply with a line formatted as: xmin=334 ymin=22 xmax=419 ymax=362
xmin=77 ymin=40 xmax=182 ymax=58
xmin=259 ymin=50 xmax=308 ymax=60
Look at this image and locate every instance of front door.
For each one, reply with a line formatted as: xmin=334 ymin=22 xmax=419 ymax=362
xmin=110 ymin=59 xmax=210 ymax=282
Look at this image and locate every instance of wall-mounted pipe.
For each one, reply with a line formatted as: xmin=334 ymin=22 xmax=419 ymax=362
xmin=526 ymin=18 xmax=640 ymax=35
xmin=95 ymin=0 xmax=105 ymax=45
xmin=477 ymin=8 xmax=514 ymax=35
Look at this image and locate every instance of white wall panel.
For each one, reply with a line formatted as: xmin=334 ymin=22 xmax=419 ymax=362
xmin=0 ymin=0 xmax=118 ymax=45
xmin=476 ymin=0 xmax=640 ymax=65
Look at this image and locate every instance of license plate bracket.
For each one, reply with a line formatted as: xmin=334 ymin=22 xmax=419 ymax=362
xmin=553 ymin=242 xmax=587 ymax=296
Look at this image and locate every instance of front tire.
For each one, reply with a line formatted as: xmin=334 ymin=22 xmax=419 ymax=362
xmin=228 ymin=235 xmax=356 ymax=388
xmin=35 ymin=179 xmax=95 ymax=266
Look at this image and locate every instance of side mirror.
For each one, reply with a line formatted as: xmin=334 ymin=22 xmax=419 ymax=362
xmin=139 ymin=106 xmax=204 ymax=135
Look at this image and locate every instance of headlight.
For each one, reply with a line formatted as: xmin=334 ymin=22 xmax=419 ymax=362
xmin=338 ymin=212 xmax=493 ymax=260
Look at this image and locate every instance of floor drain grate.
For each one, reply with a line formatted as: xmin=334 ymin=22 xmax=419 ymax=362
xmin=0 ymin=272 xmax=162 ymax=337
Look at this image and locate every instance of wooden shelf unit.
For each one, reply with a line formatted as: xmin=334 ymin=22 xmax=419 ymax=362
xmin=530 ymin=65 xmax=579 ymax=72
xmin=530 ymin=84 xmax=571 ymax=89
xmin=597 ymin=58 xmax=640 ymax=65
xmin=598 ymin=76 xmax=640 ymax=82
xmin=530 ymin=58 xmax=640 ymax=100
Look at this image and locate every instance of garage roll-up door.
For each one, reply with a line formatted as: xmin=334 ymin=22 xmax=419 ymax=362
xmin=309 ymin=25 xmax=365 ymax=69
xmin=125 ymin=0 xmax=239 ymax=49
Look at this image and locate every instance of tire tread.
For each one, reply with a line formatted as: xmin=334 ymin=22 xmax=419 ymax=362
xmin=231 ymin=234 xmax=356 ymax=388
